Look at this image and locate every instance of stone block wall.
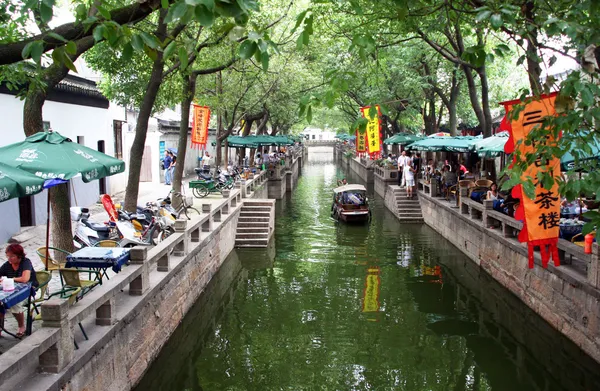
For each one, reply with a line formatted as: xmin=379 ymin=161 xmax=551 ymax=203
xmin=349 ymin=157 xmax=374 ymax=183
xmin=419 ymin=192 xmax=600 ymax=363
xmin=65 ymin=208 xmax=241 ymax=391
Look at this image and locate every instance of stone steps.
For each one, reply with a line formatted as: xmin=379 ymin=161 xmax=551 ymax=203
xmin=240 ymin=206 xmax=271 ymax=212
xmin=239 ymin=211 xmax=271 ymax=218
xmin=237 ymin=221 xmax=270 ymax=228
xmin=391 ymin=187 xmax=424 ymax=222
xmin=238 ymin=216 xmax=270 ymax=223
xmin=235 ymin=199 xmax=275 ymax=248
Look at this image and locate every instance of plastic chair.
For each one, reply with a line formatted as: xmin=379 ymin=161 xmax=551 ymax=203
xmin=94 ymin=240 xmax=119 ymax=248
xmin=36 ymin=247 xmax=70 ymax=272
xmin=30 ymin=271 xmax=52 ymax=316
xmin=59 ymin=268 xmax=101 ymax=298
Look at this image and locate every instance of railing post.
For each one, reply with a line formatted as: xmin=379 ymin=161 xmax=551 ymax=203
xmin=39 ymin=299 xmax=73 ymax=373
xmin=483 ymin=199 xmax=494 ymax=227
xmin=96 ymin=297 xmax=115 ymax=326
xmin=129 ymin=246 xmax=149 ymax=296
xmin=589 ymin=243 xmax=599 ymax=288
xmin=173 ymin=219 xmax=187 ymax=256
xmin=202 ymin=204 xmax=213 ymax=232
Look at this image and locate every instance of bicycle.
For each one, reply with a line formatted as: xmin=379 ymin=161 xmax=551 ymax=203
xmin=168 ymin=189 xmax=200 ymax=220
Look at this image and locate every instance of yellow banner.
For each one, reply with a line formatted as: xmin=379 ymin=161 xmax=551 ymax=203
xmin=192 ymin=105 xmax=211 ymax=147
xmin=361 ymin=105 xmax=381 ymax=154
xmin=362 ymin=267 xmax=380 ymax=313
xmin=356 ymin=129 xmax=367 ymax=152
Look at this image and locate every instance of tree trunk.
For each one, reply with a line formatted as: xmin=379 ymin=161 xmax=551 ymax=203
xmin=22 ymin=36 xmax=95 ymax=254
xmin=524 ymin=1 xmax=542 ymax=95
xmin=172 ymin=73 xmax=197 ymax=199
xmin=476 ymin=65 xmax=493 ymax=137
xmin=448 ymin=104 xmax=458 ymax=136
xmin=462 ymin=65 xmax=486 ymax=132
xmin=124 ymin=11 xmax=167 ymax=212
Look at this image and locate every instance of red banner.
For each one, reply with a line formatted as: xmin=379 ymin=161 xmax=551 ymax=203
xmin=192 ymin=105 xmax=210 ymax=148
xmin=502 ymin=92 xmax=560 ymax=268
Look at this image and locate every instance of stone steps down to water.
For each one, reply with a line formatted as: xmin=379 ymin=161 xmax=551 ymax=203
xmin=391 ymin=186 xmax=424 ymax=223
xmin=235 ymin=199 xmax=276 ymax=248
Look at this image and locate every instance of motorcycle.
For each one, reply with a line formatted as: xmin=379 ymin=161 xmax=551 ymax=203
xmin=71 ymin=207 xmax=119 ymax=248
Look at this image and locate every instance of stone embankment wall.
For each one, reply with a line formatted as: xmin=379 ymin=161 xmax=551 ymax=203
xmin=0 ymin=168 xmax=286 ymax=391
xmin=419 ymin=192 xmax=600 ymax=364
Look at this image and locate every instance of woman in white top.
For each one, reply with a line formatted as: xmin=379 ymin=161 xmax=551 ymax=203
xmin=404 ymin=160 xmax=416 ymax=198
xmin=487 ymin=182 xmax=501 ymax=201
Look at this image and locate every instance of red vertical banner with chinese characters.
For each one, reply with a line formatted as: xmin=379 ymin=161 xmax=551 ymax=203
xmin=356 ymin=129 xmax=367 ymax=154
xmin=360 ymin=105 xmax=382 ymax=158
xmin=502 ymin=92 xmax=560 ymax=268
xmin=192 ymin=105 xmax=211 ymax=148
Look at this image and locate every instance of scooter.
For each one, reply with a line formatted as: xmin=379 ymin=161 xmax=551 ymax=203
xmin=71 ymin=207 xmax=152 ymax=248
xmin=71 ymin=207 xmax=118 ymax=248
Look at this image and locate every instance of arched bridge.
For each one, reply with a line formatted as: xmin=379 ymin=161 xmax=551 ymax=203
xmin=304 ymin=140 xmax=337 ymax=147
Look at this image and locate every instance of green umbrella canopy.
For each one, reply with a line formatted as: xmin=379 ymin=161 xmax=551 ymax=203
xmin=0 ymin=131 xmax=125 ymax=182
xmin=0 ymin=162 xmax=46 ymax=202
xmin=383 ymin=133 xmax=424 ymax=145
xmin=561 ymin=139 xmax=600 ymax=172
xmin=406 ymin=136 xmax=481 ymax=153
xmin=473 ymin=132 xmax=509 ymax=157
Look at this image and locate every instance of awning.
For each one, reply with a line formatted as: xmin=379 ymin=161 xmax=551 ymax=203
xmin=383 ymin=133 xmax=424 ymax=145
xmin=406 ymin=135 xmax=481 ymax=153
xmin=473 ymin=132 xmax=509 ymax=157
xmin=333 ymin=184 xmax=367 ymax=193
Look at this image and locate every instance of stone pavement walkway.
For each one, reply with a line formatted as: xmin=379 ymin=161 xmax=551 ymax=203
xmin=0 ymin=179 xmax=203 ymax=352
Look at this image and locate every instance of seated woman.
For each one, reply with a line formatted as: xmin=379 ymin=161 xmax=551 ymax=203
xmin=0 ymin=244 xmax=39 ymax=338
xmin=487 ymin=182 xmax=504 ymax=209
xmin=441 ymin=165 xmax=457 ymax=195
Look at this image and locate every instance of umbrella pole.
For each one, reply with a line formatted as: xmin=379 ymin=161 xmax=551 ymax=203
xmin=45 ymin=190 xmax=50 ymax=272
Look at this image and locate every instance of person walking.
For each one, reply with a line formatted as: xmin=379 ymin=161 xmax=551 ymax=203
xmin=203 ymin=151 xmax=212 ymax=174
xmin=163 ymin=150 xmax=173 ymax=185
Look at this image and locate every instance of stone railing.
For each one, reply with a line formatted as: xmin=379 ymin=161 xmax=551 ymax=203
xmin=418 ymin=188 xmax=600 ymax=363
xmin=359 ymin=157 xmax=376 ymax=168
xmin=418 ymin=179 xmax=439 ymax=197
xmin=454 ymin=187 xmax=595 ymax=282
xmin=237 ymin=169 xmax=268 ymax=198
xmin=0 ymin=186 xmax=249 ymax=389
xmin=373 ymin=165 xmax=398 ymax=182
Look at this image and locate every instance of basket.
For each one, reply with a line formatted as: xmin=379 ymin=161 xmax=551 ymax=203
xmin=560 ymin=224 xmax=583 ymax=240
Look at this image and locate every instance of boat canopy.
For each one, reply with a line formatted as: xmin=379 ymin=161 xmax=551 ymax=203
xmin=333 ymin=184 xmax=367 ymax=193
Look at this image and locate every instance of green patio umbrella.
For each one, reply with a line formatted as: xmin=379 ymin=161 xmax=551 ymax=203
xmin=0 ymin=162 xmax=46 ymax=202
xmin=220 ymin=136 xmax=259 ymax=148
xmin=406 ymin=136 xmax=481 ymax=153
xmin=561 ymin=141 xmax=600 ymax=172
xmin=0 ymin=131 xmax=125 ymax=181
xmin=0 ymin=131 xmax=126 ymax=270
xmin=473 ymin=132 xmax=509 ymax=157
xmin=383 ymin=133 xmax=424 ymax=145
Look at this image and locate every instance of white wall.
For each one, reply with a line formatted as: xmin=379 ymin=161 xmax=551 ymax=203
xmin=0 ymin=93 xmax=128 ymax=243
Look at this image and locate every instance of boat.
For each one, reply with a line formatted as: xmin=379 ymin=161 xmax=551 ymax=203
xmin=331 ymin=184 xmax=371 ymax=223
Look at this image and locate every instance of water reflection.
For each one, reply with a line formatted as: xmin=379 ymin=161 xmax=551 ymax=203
xmin=138 ymin=153 xmax=600 ymax=391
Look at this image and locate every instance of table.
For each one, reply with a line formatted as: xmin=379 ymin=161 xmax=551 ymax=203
xmin=66 ymin=247 xmax=131 ymax=281
xmin=0 ymin=282 xmax=32 ymax=338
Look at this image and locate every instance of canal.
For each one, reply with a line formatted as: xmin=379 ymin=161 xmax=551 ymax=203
xmin=136 ymin=150 xmax=600 ymax=391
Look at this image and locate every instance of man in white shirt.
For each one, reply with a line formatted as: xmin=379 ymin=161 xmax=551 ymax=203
xmin=397 ymin=150 xmax=410 ymax=187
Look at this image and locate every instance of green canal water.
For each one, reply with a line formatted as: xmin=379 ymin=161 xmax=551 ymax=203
xmin=136 ymin=151 xmax=600 ymax=391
